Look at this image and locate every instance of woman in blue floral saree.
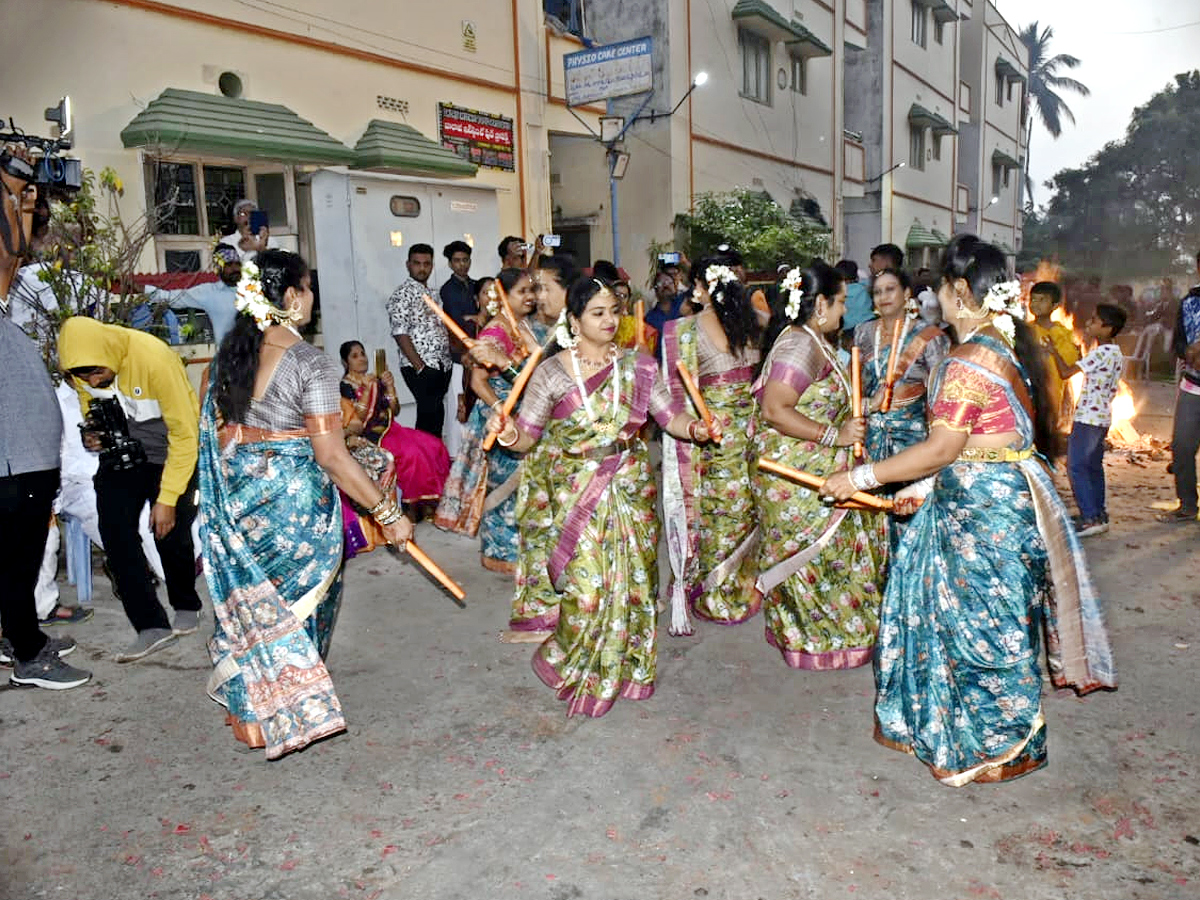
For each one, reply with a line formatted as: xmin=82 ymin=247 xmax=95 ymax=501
xmin=824 ymin=237 xmax=1115 ymax=786
xmin=201 ymin=251 xmax=412 ymax=758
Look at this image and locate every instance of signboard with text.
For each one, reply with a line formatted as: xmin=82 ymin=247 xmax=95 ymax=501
xmin=563 ymin=37 xmax=654 ymax=107
xmin=437 ymin=103 xmax=515 ymax=172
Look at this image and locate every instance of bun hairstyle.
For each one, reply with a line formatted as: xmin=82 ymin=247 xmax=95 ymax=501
xmin=692 ymin=253 xmax=761 ymax=356
xmin=762 ymin=259 xmax=844 ymax=355
xmin=214 ymin=248 xmax=309 ymax=423
xmin=939 ymin=234 xmax=1058 ymax=463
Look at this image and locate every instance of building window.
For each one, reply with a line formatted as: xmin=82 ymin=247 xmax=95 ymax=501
xmin=991 ymin=162 xmax=1002 ymax=196
xmin=911 ymin=1 xmax=927 ymax=48
xmin=931 ymin=134 xmax=942 ymax=161
xmin=790 ymin=56 xmax=806 ymax=95
xmin=909 ymin=125 xmax=926 ymax=171
xmin=739 ymin=28 xmax=771 ymax=105
xmin=934 ymin=18 xmax=945 ymax=44
xmin=995 ymin=77 xmax=1005 ymax=106
xmin=1003 ymin=167 xmax=1011 ymax=188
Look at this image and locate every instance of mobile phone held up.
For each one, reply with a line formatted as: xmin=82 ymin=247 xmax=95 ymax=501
xmin=249 ymin=209 xmax=269 ymax=234
xmin=658 ymin=251 xmax=681 ymax=265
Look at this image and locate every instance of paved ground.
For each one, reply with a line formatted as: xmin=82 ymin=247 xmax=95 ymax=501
xmin=2 ymin=380 xmax=1198 ymax=900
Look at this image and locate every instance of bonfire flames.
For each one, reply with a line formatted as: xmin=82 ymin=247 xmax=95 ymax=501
xmin=1029 ymin=260 xmax=1141 ymax=446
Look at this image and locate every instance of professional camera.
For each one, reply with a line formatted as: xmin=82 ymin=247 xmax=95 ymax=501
xmin=80 ymin=397 xmax=147 ymax=472
xmin=0 ymin=97 xmax=82 ymax=194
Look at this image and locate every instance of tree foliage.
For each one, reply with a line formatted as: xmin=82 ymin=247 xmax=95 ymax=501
xmin=1022 ymin=71 xmax=1200 ymax=279
xmin=673 ymin=189 xmax=830 ymax=273
xmin=1019 ymin=21 xmax=1089 ymax=207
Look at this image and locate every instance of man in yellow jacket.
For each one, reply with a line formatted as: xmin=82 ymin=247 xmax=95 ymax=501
xmin=58 ymin=317 xmax=201 ymax=662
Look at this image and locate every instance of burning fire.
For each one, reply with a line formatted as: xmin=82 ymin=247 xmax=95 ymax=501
xmin=1029 ymin=260 xmax=1138 ymax=440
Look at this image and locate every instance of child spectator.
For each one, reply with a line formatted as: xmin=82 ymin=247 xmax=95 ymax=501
xmin=1028 ymin=281 xmax=1081 ymax=454
xmin=1044 ymin=303 xmax=1128 ymax=536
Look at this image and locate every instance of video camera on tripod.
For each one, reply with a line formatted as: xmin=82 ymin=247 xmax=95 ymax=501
xmin=80 ymin=397 xmax=148 ymax=472
xmin=0 ymin=97 xmax=81 ymax=195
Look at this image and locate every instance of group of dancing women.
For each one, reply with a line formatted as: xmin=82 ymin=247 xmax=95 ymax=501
xmin=198 ymin=236 xmax=1114 ymax=785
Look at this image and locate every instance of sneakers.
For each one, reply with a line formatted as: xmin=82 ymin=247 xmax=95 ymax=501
xmin=10 ymin=641 xmax=92 ymax=690
xmin=1076 ymin=519 xmax=1109 ymax=537
xmin=172 ymin=609 xmax=202 ymax=636
xmin=1155 ymin=507 xmax=1198 ymax=524
xmin=114 ymin=628 xmax=177 ymax=663
xmin=0 ymin=634 xmax=77 ymax=667
xmin=38 ymin=604 xmax=93 ymax=627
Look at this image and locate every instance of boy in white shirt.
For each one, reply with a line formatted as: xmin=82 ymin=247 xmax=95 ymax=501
xmin=1044 ymin=303 xmax=1128 ymax=536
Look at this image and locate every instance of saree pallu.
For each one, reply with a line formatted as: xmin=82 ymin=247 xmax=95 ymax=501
xmin=661 ymin=318 xmax=760 ymax=627
xmin=510 ymin=440 xmax=560 ymax=631
xmin=875 ymin=334 xmax=1116 ymax=786
xmin=519 ymin=354 xmax=661 ymax=717
xmin=341 ymin=441 xmax=397 ymax=559
xmin=752 ymin=354 xmax=886 ymax=670
xmin=199 ymin=414 xmax=346 ymax=759
xmin=433 ymin=372 xmax=522 ymax=573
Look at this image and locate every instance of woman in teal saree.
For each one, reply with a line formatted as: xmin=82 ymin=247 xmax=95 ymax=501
xmin=824 ymin=236 xmax=1115 ymax=786
xmin=201 ymin=250 xmax=412 ymax=758
xmin=488 ymin=278 xmax=716 ymax=717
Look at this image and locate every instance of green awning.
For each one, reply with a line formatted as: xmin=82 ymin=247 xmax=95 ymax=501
xmin=120 ymin=88 xmax=355 ymax=165
xmin=930 ymin=0 xmax=958 ymax=24
xmin=352 ymin=119 xmax=478 ymax=178
xmin=905 ymin=220 xmax=943 ymax=249
xmin=732 ymin=0 xmax=802 ymax=43
xmin=908 ymin=103 xmax=957 ymax=136
xmin=787 ymin=22 xmax=833 ymax=58
xmin=995 ymin=57 xmax=1026 ymax=84
xmin=790 ymin=197 xmax=830 ymax=232
xmin=931 ymin=227 xmax=950 ymax=244
xmin=992 ymin=149 xmax=1021 ymax=170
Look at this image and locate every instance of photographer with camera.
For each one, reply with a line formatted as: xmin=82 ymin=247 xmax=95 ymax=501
xmin=59 ymin=316 xmax=202 ymax=662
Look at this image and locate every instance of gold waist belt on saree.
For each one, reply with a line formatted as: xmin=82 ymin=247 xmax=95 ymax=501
xmin=565 ymin=438 xmax=636 ymax=460
xmin=956 ymin=446 xmax=1034 ymax=463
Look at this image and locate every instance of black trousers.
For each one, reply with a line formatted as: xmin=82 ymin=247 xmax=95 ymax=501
xmin=0 ymin=469 xmax=58 ymax=662
xmin=95 ymin=462 xmax=200 ymax=633
xmin=401 ymin=365 xmax=452 ymax=439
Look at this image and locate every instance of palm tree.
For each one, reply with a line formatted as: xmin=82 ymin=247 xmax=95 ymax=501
xmin=1019 ymin=22 xmax=1090 ymax=208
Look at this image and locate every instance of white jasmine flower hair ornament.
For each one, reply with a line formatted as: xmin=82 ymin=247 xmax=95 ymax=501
xmin=554 ymin=308 xmax=577 ymax=348
xmin=780 ymin=267 xmax=805 ymax=321
xmin=705 ymin=264 xmax=737 ymax=304
xmin=234 ymin=261 xmax=278 ymax=332
xmin=981 ymin=280 xmax=1023 ymax=346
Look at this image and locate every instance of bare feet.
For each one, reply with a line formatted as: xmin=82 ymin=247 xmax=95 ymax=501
xmin=499 ymin=629 xmax=551 ymax=644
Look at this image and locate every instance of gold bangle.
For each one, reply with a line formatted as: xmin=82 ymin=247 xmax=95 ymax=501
xmin=367 ymin=496 xmax=389 ymax=515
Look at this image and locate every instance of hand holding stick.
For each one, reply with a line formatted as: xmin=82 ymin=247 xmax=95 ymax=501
xmin=850 ymin=346 xmax=864 ymax=460
xmin=422 ymin=293 xmax=476 ymax=349
xmin=675 ymin=360 xmax=721 ymax=443
xmin=880 ymin=318 xmax=903 ymax=413
xmin=481 ymin=346 xmax=543 ymax=451
xmin=757 ymin=457 xmax=893 ymax=511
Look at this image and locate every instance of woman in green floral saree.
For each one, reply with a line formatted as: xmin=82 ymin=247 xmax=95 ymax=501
xmin=752 ymin=262 xmax=886 ymax=670
xmin=489 ymin=278 xmax=717 ymax=717
xmin=661 ymin=255 xmax=762 ymax=635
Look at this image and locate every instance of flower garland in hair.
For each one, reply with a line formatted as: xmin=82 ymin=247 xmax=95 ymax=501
xmin=981 ymin=279 xmax=1023 ymax=346
xmin=234 ymin=261 xmax=278 ymax=332
xmin=705 ymin=264 xmax=737 ymax=305
xmin=780 ymin=267 xmax=804 ymax=321
xmin=485 ymin=282 xmax=500 ymax=317
xmin=554 ymin=308 xmax=576 ymax=348
xmin=905 ymin=294 xmax=921 ymax=320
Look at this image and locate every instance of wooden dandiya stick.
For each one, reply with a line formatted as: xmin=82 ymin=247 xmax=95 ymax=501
xmin=880 ymin=317 xmax=903 ymax=413
xmin=674 ymin=359 xmax=719 ymax=441
xmin=493 ymin=276 xmax=524 ymax=335
xmin=634 ymin=298 xmax=645 ymax=349
xmin=757 ymin=457 xmax=893 ymax=512
xmin=850 ymin=346 xmax=864 ymax=460
xmin=403 ymin=540 xmax=466 ymax=602
xmin=421 ymin=293 xmax=475 ymax=349
xmin=481 ymin=345 xmax=543 ymax=451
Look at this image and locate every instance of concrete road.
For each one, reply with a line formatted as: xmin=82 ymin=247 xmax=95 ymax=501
xmin=2 ymin=384 xmax=1198 ymax=900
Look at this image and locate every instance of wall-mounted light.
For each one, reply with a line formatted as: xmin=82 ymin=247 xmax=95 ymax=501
xmin=390 ymin=231 xmax=404 ymax=247
xmin=865 ymin=161 xmax=906 ymax=183
xmin=610 ymin=150 xmax=630 ymax=180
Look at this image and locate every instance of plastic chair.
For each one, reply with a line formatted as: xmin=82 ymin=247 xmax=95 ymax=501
xmin=62 ymin=513 xmax=94 ymax=608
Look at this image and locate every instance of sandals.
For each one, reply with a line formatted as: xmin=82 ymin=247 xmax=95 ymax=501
xmin=38 ymin=604 xmax=94 ymax=627
xmin=1155 ymin=507 xmax=1198 ymax=524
